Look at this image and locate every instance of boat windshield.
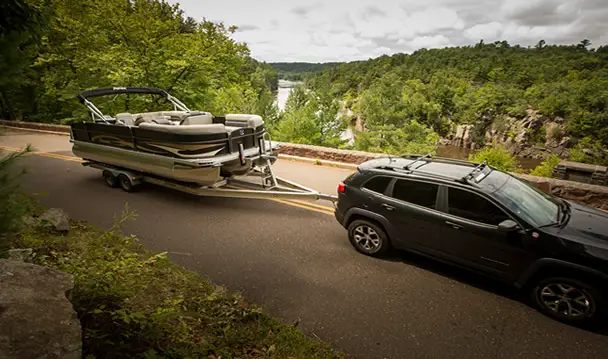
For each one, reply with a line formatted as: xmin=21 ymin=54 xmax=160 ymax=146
xmin=479 ymin=171 xmax=559 ymax=228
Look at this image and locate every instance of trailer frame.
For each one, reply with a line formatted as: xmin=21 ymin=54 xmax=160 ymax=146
xmin=83 ymin=159 xmax=338 ymax=204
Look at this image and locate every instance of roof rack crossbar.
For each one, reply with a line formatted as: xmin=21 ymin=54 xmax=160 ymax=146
xmin=403 ymin=153 xmax=433 ymax=171
xmin=459 ymin=160 xmax=489 ymax=184
xmin=375 ymin=166 xmax=461 ymax=184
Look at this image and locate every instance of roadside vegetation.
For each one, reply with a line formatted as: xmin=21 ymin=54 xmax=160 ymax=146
xmin=0 ymin=148 xmax=346 ymax=359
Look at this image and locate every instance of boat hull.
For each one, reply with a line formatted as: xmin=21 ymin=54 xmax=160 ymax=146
xmin=72 ymin=140 xmax=269 ymax=185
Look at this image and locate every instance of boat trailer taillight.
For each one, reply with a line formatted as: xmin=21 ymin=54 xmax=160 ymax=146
xmin=238 ymin=143 xmax=246 ymax=166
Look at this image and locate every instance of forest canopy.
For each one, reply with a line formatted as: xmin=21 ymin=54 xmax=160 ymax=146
xmin=284 ymin=40 xmax=608 ymax=162
xmin=0 ymin=0 xmax=278 ymax=124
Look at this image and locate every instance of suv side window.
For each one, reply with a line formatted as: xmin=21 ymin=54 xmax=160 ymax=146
xmin=447 ymin=187 xmax=509 ymax=225
xmin=392 ymin=179 xmax=438 ymax=209
xmin=362 ymin=176 xmax=392 ymax=194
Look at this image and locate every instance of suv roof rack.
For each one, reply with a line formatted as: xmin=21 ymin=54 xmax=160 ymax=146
xmin=457 ymin=160 xmax=491 ymax=184
xmin=372 ymin=153 xmax=493 ymax=186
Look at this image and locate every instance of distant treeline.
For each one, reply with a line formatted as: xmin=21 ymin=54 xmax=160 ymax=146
xmin=270 ymin=62 xmax=342 ymax=81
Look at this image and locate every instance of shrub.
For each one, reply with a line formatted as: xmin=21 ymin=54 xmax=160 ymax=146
xmin=569 ymin=137 xmax=608 ymax=165
xmin=468 ymin=144 xmax=518 ymax=172
xmin=13 ymin=205 xmax=345 ymax=359
xmin=529 ymin=154 xmax=562 ymax=177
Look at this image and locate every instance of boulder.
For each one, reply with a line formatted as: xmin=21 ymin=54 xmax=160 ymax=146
xmin=39 ymin=208 xmax=70 ymax=232
xmin=0 ymin=260 xmax=81 ymax=359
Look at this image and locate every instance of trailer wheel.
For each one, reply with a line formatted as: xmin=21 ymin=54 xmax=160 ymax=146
xmin=118 ymin=174 xmax=136 ymax=192
xmin=103 ymin=170 xmax=119 ymax=188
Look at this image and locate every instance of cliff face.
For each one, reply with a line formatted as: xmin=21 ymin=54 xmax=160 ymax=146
xmin=444 ymin=109 xmax=570 ymax=159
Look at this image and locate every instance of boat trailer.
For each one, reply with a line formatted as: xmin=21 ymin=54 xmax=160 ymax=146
xmin=82 ymin=157 xmax=338 ymax=204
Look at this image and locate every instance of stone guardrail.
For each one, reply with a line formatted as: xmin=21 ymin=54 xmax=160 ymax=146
xmin=2 ymin=120 xmax=606 ymax=210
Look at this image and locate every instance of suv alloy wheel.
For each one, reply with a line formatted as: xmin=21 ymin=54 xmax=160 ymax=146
xmin=530 ymin=276 xmax=604 ymax=325
xmin=347 ymin=219 xmax=390 ymax=256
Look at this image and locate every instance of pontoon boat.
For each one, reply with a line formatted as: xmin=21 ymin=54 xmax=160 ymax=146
xmin=69 ymin=87 xmax=280 ymax=186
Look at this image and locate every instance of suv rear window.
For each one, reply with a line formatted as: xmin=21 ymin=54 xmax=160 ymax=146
xmin=362 ymin=176 xmax=392 ymax=194
xmin=392 ymin=179 xmax=438 ymax=209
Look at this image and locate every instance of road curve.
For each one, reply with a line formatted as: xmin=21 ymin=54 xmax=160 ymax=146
xmin=2 ymin=128 xmax=608 ymax=359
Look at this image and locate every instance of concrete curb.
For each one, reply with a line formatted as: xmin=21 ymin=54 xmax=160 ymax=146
xmin=1 ymin=125 xmax=70 ymax=136
xmin=0 ymin=120 xmax=70 ymax=134
xmin=277 ymin=154 xmax=359 ymax=171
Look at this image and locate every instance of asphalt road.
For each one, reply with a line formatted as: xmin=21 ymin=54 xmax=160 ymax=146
xmin=2 ymin=129 xmax=608 ymax=359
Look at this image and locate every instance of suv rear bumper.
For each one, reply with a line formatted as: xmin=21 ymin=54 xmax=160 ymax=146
xmin=334 ymin=207 xmax=346 ymax=227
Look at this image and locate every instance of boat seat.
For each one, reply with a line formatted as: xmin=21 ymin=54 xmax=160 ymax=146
xmin=139 ymin=122 xmax=226 ymax=134
xmin=115 ymin=113 xmax=135 ymax=126
xmin=225 ymin=114 xmax=264 ymax=128
xmin=181 ymin=112 xmax=213 ymax=125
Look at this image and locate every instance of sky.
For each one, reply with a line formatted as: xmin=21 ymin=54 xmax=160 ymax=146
xmin=170 ymin=0 xmax=608 ymax=63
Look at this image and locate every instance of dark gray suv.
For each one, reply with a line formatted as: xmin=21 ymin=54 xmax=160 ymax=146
xmin=334 ymin=154 xmax=608 ymax=326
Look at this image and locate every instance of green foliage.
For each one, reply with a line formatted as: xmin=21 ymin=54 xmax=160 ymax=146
xmin=272 ymin=85 xmax=347 ymax=147
xmin=530 ymin=154 xmax=562 ymax=177
xmin=353 ymin=120 xmax=439 ymax=156
xmin=0 ymin=0 xmax=278 ymax=123
xmin=0 ymin=145 xmax=35 ymax=238
xmin=569 ymin=137 xmax=608 ymax=165
xmin=303 ymin=41 xmax=608 ymax=155
xmin=13 ymin=205 xmax=345 ymax=359
xmin=468 ymin=144 xmax=519 ymax=172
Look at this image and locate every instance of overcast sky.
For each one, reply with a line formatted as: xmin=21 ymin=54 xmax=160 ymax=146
xmin=171 ymin=0 xmax=608 ymax=63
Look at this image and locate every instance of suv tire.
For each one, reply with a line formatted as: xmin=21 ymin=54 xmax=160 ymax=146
xmin=530 ymin=276 xmax=604 ymax=326
xmin=347 ymin=219 xmax=391 ymax=256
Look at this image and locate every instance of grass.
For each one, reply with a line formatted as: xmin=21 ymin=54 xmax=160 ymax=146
xmin=8 ymin=204 xmax=347 ymax=359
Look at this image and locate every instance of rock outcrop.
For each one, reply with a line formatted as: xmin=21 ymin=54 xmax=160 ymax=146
xmin=445 ymin=109 xmax=569 ymax=159
xmin=0 ymin=260 xmax=82 ymax=359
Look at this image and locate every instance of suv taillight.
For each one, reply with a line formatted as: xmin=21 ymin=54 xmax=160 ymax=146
xmin=338 ymin=182 xmax=345 ymax=193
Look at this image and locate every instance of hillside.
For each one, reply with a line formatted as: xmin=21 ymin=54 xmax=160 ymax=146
xmin=267 ymin=40 xmax=608 ymax=165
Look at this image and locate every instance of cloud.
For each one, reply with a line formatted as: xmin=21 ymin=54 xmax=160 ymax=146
xmin=169 ymin=0 xmax=608 ymax=62
xmin=290 ymin=3 xmax=321 ymax=17
xmin=235 ymin=24 xmax=259 ymax=32
xmin=464 ymin=22 xmax=503 ymax=42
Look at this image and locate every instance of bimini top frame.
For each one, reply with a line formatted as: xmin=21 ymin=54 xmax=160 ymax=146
xmin=77 ymin=87 xmax=191 ymax=123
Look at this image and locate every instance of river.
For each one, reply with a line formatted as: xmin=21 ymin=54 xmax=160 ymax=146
xmin=275 ymin=82 xmax=541 ymax=171
xmin=276 ymin=79 xmax=301 ymax=110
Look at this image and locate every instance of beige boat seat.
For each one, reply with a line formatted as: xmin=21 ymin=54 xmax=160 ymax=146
xmin=115 ymin=113 xmax=135 ymax=126
xmin=138 ymin=122 xmax=227 ymax=135
xmin=181 ymin=112 xmax=213 ymax=125
xmin=225 ymin=114 xmax=264 ymax=128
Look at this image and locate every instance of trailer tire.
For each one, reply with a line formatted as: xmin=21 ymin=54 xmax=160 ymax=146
xmin=118 ymin=174 xmax=136 ymax=192
xmin=103 ymin=170 xmax=119 ymax=188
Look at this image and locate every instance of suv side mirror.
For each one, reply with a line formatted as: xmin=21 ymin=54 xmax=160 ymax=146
xmin=498 ymin=219 xmax=519 ymax=232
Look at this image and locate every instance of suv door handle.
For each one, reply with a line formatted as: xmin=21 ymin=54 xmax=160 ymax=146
xmin=382 ymin=204 xmax=395 ymax=211
xmin=445 ymin=221 xmax=463 ymax=230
